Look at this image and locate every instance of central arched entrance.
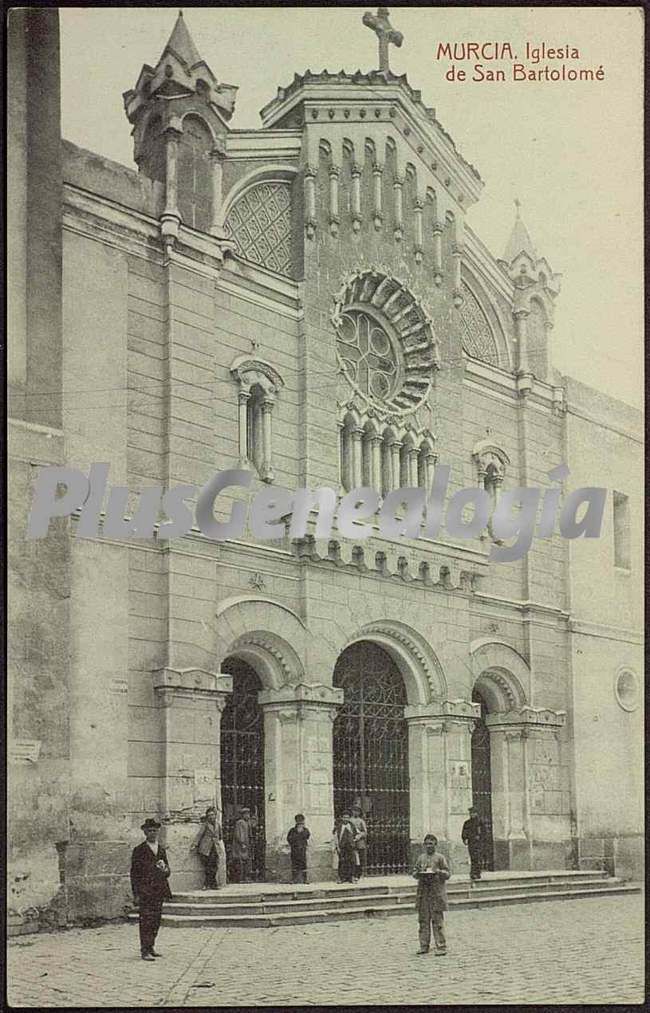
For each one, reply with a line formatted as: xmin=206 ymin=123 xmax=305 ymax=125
xmin=333 ymin=641 xmax=410 ymax=874
xmin=220 ymin=657 xmax=265 ymax=881
xmin=471 ymin=688 xmax=495 ymax=871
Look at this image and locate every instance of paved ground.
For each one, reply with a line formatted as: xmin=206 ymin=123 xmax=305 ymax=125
xmin=7 ymin=893 xmax=644 ymax=1007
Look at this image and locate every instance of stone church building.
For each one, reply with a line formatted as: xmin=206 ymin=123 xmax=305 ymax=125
xmin=8 ymin=10 xmax=642 ymax=927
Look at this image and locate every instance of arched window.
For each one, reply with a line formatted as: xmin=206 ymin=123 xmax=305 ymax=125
xmin=177 ymin=115 xmax=213 ymax=232
xmin=230 ymin=356 xmax=284 ymax=484
xmin=472 ymin=442 xmax=510 ymax=540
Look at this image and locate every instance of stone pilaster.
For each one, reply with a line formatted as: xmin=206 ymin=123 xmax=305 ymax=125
xmin=486 ymin=706 xmax=566 ymax=871
xmin=153 ymin=667 xmax=232 ymax=890
xmin=258 ymin=683 xmax=343 ymax=881
xmin=405 ymin=700 xmax=479 ymax=870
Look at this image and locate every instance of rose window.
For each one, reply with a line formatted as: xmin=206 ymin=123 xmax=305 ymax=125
xmin=337 ymin=309 xmax=400 ymax=402
xmin=333 ymin=271 xmax=440 ymax=414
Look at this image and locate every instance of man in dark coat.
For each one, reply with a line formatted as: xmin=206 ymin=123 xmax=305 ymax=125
xmin=130 ymin=818 xmax=172 ymax=960
xmin=335 ymin=812 xmax=357 ymax=883
xmin=461 ymin=806 xmax=485 ymax=881
xmin=287 ymin=813 xmax=310 ymax=883
xmin=231 ymin=807 xmax=253 ymax=882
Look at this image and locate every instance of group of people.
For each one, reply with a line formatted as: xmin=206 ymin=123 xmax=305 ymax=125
xmin=130 ymin=804 xmax=487 ymax=960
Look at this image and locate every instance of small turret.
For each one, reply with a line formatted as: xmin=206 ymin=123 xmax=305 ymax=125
xmin=123 ymin=12 xmax=237 ymax=248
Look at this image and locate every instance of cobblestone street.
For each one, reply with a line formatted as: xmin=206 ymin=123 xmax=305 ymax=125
xmin=7 ymin=893 xmax=644 ymax=1007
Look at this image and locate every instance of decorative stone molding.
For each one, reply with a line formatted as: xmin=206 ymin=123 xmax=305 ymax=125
xmin=472 ymin=440 xmax=510 ymax=485
xmin=349 ymin=620 xmax=447 ymax=703
xmin=153 ymin=667 xmax=233 ymax=706
xmin=259 ymin=682 xmax=344 ymax=707
xmin=404 ymin=699 xmax=480 ymax=724
xmin=485 ymin=706 xmax=566 ymax=730
xmin=231 ymin=632 xmax=298 ymax=685
xmin=469 ymin=639 xmax=530 ymax=710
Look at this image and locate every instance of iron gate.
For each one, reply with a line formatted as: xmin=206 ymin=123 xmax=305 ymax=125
xmin=333 ymin=642 xmax=410 ymax=874
xmin=220 ymin=658 xmax=265 ymax=881
xmin=470 ymin=690 xmax=494 ymax=871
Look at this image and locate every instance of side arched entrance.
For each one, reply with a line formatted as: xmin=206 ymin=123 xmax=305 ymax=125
xmin=333 ymin=641 xmax=410 ymax=874
xmin=220 ymin=657 xmax=265 ymax=881
xmin=470 ymin=688 xmax=495 ymax=871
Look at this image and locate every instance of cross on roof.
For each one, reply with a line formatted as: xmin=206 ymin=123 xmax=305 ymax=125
xmin=362 ymin=6 xmax=403 ymax=73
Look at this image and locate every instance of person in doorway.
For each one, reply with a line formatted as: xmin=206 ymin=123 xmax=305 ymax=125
xmin=335 ymin=811 xmax=357 ymax=884
xmin=413 ymin=833 xmax=450 ymax=956
xmin=287 ymin=813 xmax=311 ymax=884
xmin=232 ymin=806 xmax=253 ymax=882
xmin=461 ymin=806 xmax=485 ymax=881
xmin=350 ymin=805 xmax=368 ymax=879
xmin=191 ymin=806 xmax=222 ymax=890
xmin=130 ymin=818 xmax=172 ymax=961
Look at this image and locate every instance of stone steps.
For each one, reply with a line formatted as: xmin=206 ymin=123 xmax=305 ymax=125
xmin=127 ymin=870 xmax=640 ymax=928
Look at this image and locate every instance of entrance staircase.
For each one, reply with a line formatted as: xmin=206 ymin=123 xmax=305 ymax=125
xmin=135 ymin=869 xmax=640 ymax=929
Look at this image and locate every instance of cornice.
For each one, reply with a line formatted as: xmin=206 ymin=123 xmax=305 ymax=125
xmin=226 ymin=129 xmax=302 ymax=160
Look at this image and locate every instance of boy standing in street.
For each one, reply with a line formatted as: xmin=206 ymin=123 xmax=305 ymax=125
xmin=287 ymin=813 xmax=310 ymax=883
xmin=413 ymin=833 xmax=450 ymax=956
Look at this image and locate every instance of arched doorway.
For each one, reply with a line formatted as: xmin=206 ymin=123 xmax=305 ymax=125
xmin=471 ymin=688 xmax=494 ymax=871
xmin=333 ymin=641 xmax=410 ymax=874
xmin=220 ymin=657 xmax=265 ymax=881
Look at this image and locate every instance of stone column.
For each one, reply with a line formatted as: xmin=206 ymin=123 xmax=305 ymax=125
xmin=452 ymin=246 xmax=464 ymax=307
xmin=237 ymin=388 xmax=250 ymax=466
xmin=329 ymin=165 xmax=340 ymax=237
xmin=208 ymin=140 xmax=226 ymax=238
xmin=414 ymin=199 xmax=424 ymax=263
xmin=425 ymin=450 xmax=437 ymax=492
xmin=432 ymin=221 xmax=443 ymax=286
xmin=260 ymin=396 xmax=275 ymax=483
xmin=351 ymin=426 xmax=364 ymax=488
xmin=369 ymin=434 xmax=382 ymax=491
xmin=407 ymin=447 xmax=419 ymax=487
xmin=393 ymin=175 xmax=404 ymax=241
xmin=486 ymin=707 xmax=566 ymax=871
xmin=389 ymin=438 xmax=402 ymax=491
xmin=258 ymin=684 xmax=343 ymax=882
xmin=304 ymin=165 xmax=317 ymax=239
xmin=405 ymin=700 xmax=479 ymax=869
xmin=153 ymin=667 xmax=233 ymax=891
xmin=160 ymin=123 xmax=182 ymax=252
xmin=372 ymin=162 xmax=383 ymax=230
xmin=513 ymin=308 xmax=530 ymax=373
xmin=351 ymin=163 xmax=362 ymax=233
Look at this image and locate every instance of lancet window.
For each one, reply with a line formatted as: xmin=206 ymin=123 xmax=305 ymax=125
xmin=230 ymin=356 xmax=285 ymax=484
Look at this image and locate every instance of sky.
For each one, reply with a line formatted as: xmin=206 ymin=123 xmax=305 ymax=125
xmin=59 ymin=6 xmax=643 ymax=408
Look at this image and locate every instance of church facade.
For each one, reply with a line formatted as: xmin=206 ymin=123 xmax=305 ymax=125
xmin=9 ymin=9 xmax=642 ymax=928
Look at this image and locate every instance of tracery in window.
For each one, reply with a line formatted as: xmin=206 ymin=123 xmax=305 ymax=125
xmin=333 ymin=271 xmax=439 ymax=417
xmin=225 ymin=182 xmax=292 ymax=276
xmin=459 ymin=283 xmax=499 ymax=367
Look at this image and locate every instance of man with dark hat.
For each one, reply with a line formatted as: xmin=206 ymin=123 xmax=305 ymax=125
xmin=334 ymin=812 xmax=357 ymax=883
xmin=232 ymin=807 xmax=253 ymax=883
xmin=461 ymin=806 xmax=485 ymax=881
xmin=130 ymin=818 xmax=172 ymax=960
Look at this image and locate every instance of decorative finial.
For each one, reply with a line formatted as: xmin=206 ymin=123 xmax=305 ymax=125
xmin=514 ymin=197 xmax=521 ymax=217
xmin=362 ymin=6 xmax=403 ymax=73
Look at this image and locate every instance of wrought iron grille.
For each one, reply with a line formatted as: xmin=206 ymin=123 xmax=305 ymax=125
xmin=333 ymin=642 xmax=410 ymax=875
xmin=220 ymin=659 xmax=266 ymax=881
xmin=471 ymin=690 xmax=495 ymax=871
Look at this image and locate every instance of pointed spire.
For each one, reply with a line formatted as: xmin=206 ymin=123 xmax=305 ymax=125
xmin=161 ymin=10 xmax=203 ymax=69
xmin=503 ymin=198 xmax=537 ymax=262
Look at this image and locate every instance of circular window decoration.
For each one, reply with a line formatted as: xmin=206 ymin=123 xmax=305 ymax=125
xmin=614 ymin=669 xmax=639 ymax=712
xmin=333 ymin=270 xmax=440 ymax=415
